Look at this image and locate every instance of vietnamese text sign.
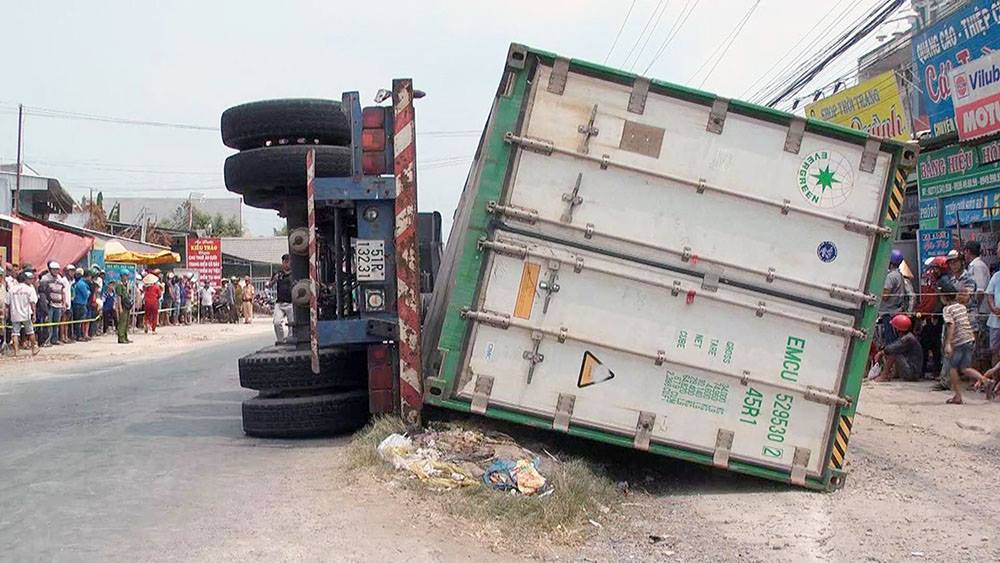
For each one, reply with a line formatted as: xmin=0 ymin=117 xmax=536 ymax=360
xmin=186 ymin=237 xmax=222 ymax=287
xmin=949 ymin=50 xmax=1000 ymax=140
xmin=941 ymin=186 xmax=1000 ymax=227
xmin=918 ymin=228 xmax=955 ymax=272
xmin=912 ymin=1 xmax=1000 ymax=136
xmin=919 ymin=198 xmax=939 ymax=229
xmin=917 ymin=144 xmax=1000 ymax=199
xmin=105 ymin=262 xmax=137 ymax=284
xmin=805 ymin=71 xmax=910 ymax=141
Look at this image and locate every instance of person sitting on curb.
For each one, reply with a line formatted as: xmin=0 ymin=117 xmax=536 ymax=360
xmin=872 ymin=315 xmax=922 ymax=382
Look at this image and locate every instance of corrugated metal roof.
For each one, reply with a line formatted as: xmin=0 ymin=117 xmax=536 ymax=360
xmin=221 ymin=236 xmax=286 ymax=264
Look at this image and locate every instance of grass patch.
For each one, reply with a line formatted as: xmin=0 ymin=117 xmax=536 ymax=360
xmin=347 ymin=415 xmax=622 ymax=538
xmin=347 ymin=415 xmax=407 ymax=471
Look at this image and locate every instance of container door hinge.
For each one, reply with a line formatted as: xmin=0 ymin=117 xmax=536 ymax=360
xmin=539 ymin=262 xmax=561 ymax=314
xmin=634 ymin=411 xmax=656 ymax=451
xmin=553 ymin=393 xmax=576 ymax=432
xmin=790 ymin=446 xmax=811 ymax=486
xmin=784 ymin=117 xmax=806 ymax=154
xmin=470 ymin=375 xmax=494 ymax=415
xmin=461 ymin=308 xmax=511 ymax=330
xmin=844 ymin=215 xmax=891 ymax=238
xmin=860 ymin=137 xmax=880 ymax=173
xmin=478 ymin=237 xmax=529 ymax=259
xmin=523 ymin=330 xmax=544 ymax=384
xmin=804 ymin=386 xmax=849 ymax=407
xmin=547 ymin=57 xmax=570 ymax=95
xmin=706 ymin=98 xmax=729 ymax=134
xmin=819 ymin=317 xmax=864 ymax=339
xmin=578 ymin=105 xmax=600 ymax=154
xmin=628 ymin=77 xmax=650 ymax=115
xmin=713 ymin=429 xmax=734 ymax=468
xmin=487 ymin=200 xmax=539 ymax=224
xmin=561 ymin=173 xmax=584 ymax=223
xmin=504 ymin=132 xmax=554 ymax=155
xmin=829 ymin=284 xmax=875 ymax=305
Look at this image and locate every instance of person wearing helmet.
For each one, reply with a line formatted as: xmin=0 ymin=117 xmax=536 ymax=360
xmin=917 ymin=256 xmax=948 ymax=376
xmin=878 ymin=249 xmax=913 ymax=348
xmin=873 ymin=314 xmax=922 ymax=382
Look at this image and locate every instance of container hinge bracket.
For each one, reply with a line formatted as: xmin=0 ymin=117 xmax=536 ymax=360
xmin=681 ymin=246 xmax=693 ymax=262
xmin=784 ymin=117 xmax=806 ymax=154
xmin=553 ymin=393 xmax=575 ymax=432
xmin=547 ymin=57 xmax=570 ymax=95
xmin=573 ymin=256 xmax=584 ymax=273
xmin=844 ymin=215 xmax=891 ymax=238
xmin=790 ymin=447 xmax=811 ymax=486
xmin=860 ymin=137 xmax=880 ymax=173
xmin=557 ymin=326 xmax=568 ymax=343
xmin=755 ymin=301 xmax=767 ymax=317
xmin=702 ymin=268 xmax=721 ymax=293
xmin=584 ymin=223 xmax=595 ymax=239
xmin=804 ymin=386 xmax=849 ymax=407
xmin=696 ymin=178 xmax=707 ymax=194
xmin=655 ymin=350 xmax=666 ymax=366
xmin=487 ymin=201 xmax=539 ymax=225
xmin=561 ymin=172 xmax=584 ymax=223
xmin=523 ymin=330 xmax=544 ymax=384
xmin=506 ymin=43 xmax=528 ymax=69
xmin=628 ymin=77 xmax=650 ymax=115
xmin=539 ymin=262 xmax=561 ymax=314
xmin=780 ymin=199 xmax=791 ymax=215
xmin=577 ymin=105 xmax=600 ymax=154
xmin=713 ymin=429 xmax=735 ymax=468
xmin=479 ymin=237 xmax=528 ymax=259
xmin=600 ymin=154 xmax=611 ymax=169
xmin=829 ymin=284 xmax=874 ymax=305
xmin=504 ymin=132 xmax=554 ymax=155
xmin=470 ymin=375 xmax=494 ymax=415
xmin=706 ymin=98 xmax=729 ymax=134
xmin=820 ymin=317 xmax=864 ymax=339
xmin=766 ymin=267 xmax=776 ymax=283
xmin=461 ymin=308 xmax=511 ymax=330
xmin=671 ymin=280 xmax=682 ymax=296
xmin=634 ymin=411 xmax=656 ymax=451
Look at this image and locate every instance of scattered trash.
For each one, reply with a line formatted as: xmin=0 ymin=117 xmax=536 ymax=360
xmin=866 ymin=362 xmax=882 ymax=380
xmin=588 ymin=519 xmax=603 ymax=529
xmin=617 ymin=480 xmax=631 ymax=496
xmin=649 ymin=534 xmax=668 ymax=544
xmin=910 ymin=551 xmax=925 ymax=558
xmin=376 ymin=427 xmax=553 ymax=495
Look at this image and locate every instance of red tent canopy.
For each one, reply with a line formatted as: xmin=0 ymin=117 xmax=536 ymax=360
xmin=17 ymin=218 xmax=93 ymax=268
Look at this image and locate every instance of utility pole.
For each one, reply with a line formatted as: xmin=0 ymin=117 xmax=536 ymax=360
xmin=13 ymin=104 xmax=24 ymax=215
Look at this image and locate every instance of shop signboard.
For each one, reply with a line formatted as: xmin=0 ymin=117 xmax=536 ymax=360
xmin=919 ymin=197 xmax=940 ymax=228
xmin=186 ymin=237 xmax=222 ymax=287
xmin=88 ymin=249 xmax=105 ymax=271
xmin=940 ymin=185 xmax=1000 ymax=227
xmin=917 ymin=144 xmax=1000 ymax=199
xmin=805 ymin=71 xmax=911 ymax=141
xmin=918 ymin=228 xmax=955 ymax=273
xmin=949 ymin=50 xmax=1000 ymax=141
xmin=912 ymin=1 xmax=1000 ymax=136
xmin=105 ymin=262 xmax=137 ymax=285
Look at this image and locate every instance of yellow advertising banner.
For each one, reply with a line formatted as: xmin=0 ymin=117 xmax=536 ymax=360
xmin=804 ymin=71 xmax=911 ymax=141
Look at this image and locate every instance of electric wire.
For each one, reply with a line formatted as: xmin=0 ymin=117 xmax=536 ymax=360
xmin=620 ymin=0 xmax=666 ymax=67
xmin=628 ymin=0 xmax=672 ymax=71
xmin=695 ymin=0 xmax=761 ymax=88
xmin=641 ymin=0 xmax=700 ymax=75
xmin=604 ymin=0 xmax=638 ymax=63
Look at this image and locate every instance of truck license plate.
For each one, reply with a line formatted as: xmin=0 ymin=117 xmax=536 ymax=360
xmin=355 ymin=239 xmax=386 ymax=282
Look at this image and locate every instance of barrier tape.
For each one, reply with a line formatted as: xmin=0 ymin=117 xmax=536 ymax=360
xmin=1 ymin=306 xmax=180 ymax=330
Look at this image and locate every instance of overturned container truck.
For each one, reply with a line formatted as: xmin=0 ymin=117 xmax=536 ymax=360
xmin=420 ymin=44 xmax=917 ymax=491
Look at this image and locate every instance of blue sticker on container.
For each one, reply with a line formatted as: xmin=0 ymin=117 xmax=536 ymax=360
xmin=817 ymin=241 xmax=838 ymax=263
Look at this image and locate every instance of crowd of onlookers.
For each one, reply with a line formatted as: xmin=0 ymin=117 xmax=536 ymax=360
xmin=1 ymin=260 xmax=271 ymax=358
xmin=873 ymin=239 xmax=1000 ymax=404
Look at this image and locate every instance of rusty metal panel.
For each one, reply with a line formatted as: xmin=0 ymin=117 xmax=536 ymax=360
xmin=619 ymin=120 xmax=664 ymax=158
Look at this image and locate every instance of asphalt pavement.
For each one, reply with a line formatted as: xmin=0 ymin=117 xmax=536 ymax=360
xmin=0 ymin=332 xmax=282 ymax=561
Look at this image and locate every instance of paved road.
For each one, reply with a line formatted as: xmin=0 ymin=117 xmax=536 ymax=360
xmin=0 ymin=333 xmax=504 ymax=563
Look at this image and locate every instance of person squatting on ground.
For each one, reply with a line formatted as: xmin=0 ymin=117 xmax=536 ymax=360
xmin=873 ymin=315 xmax=923 ymax=382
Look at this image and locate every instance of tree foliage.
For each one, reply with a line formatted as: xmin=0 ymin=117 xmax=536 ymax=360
xmin=169 ymin=201 xmax=244 ymax=237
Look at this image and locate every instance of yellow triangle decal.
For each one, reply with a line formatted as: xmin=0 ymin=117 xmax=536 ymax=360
xmin=578 ymin=351 xmax=614 ymax=388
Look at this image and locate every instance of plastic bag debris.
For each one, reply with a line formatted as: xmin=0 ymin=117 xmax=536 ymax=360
xmin=375 ymin=427 xmax=553 ymax=495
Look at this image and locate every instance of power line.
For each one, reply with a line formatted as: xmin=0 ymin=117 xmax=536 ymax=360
xmin=642 ymin=0 xmax=700 ymax=75
xmin=620 ymin=1 xmax=665 ymax=67
xmin=604 ymin=0 xmax=638 ymax=63
xmin=696 ymin=0 xmax=761 ymax=88
xmin=628 ymin=0 xmax=672 ymax=71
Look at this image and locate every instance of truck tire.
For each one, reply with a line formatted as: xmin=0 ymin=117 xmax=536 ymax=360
xmin=238 ymin=348 xmax=366 ymax=392
xmin=221 ymin=99 xmax=351 ymax=150
xmin=242 ymin=391 xmax=369 ymax=438
xmin=224 ymin=145 xmax=352 ymax=195
xmin=240 ymin=188 xmax=283 ymax=210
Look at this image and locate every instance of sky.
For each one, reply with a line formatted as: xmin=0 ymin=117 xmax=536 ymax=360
xmin=0 ymin=0 xmax=912 ymax=237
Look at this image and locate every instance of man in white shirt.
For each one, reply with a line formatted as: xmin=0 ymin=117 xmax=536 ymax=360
xmin=964 ymin=241 xmax=990 ymax=334
xmin=59 ymin=265 xmax=74 ymax=344
xmin=7 ymin=271 xmax=39 ymax=356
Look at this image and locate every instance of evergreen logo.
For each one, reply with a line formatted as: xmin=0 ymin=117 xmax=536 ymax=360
xmin=798 ymin=150 xmax=854 ymax=208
